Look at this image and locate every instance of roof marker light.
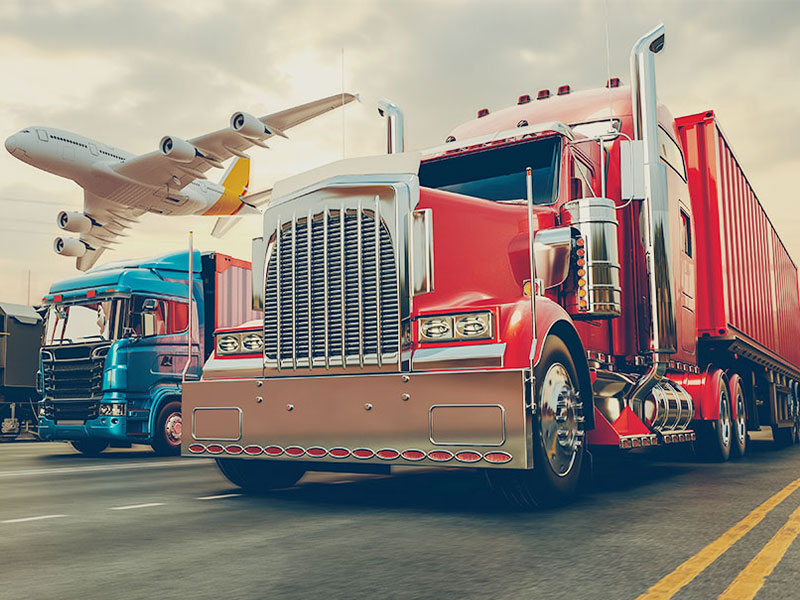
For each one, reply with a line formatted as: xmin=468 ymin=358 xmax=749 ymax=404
xmin=517 ymin=94 xmax=531 ymax=105
xmin=557 ymin=85 xmax=571 ymax=95
xmin=477 ymin=108 xmax=489 ymax=118
xmin=536 ymin=89 xmax=551 ymax=100
xmin=606 ymin=77 xmax=621 ymax=88
xmin=87 ymin=290 xmax=96 ymax=298
xmin=53 ymin=294 xmax=63 ymax=302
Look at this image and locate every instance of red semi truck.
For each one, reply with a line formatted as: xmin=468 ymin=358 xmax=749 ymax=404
xmin=181 ymin=25 xmax=800 ymax=507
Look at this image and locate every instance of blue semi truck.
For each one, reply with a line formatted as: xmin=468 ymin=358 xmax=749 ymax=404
xmin=37 ymin=251 xmax=257 ymax=455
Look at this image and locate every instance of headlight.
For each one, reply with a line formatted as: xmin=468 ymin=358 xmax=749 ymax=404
xmin=217 ymin=334 xmax=240 ymax=354
xmin=99 ymin=403 xmax=126 ymax=416
xmin=241 ymin=332 xmax=264 ymax=352
xmin=454 ymin=313 xmax=492 ymax=339
xmin=418 ymin=311 xmax=493 ymax=343
xmin=419 ymin=317 xmax=453 ymax=341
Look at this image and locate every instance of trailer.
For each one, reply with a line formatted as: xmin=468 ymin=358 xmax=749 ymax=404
xmin=181 ymin=24 xmax=800 ymax=507
xmin=37 ymin=251 xmax=257 ymax=455
xmin=0 ymin=303 xmax=44 ymax=440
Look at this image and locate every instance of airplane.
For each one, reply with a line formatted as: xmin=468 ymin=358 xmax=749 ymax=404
xmin=5 ymin=92 xmax=356 ymax=270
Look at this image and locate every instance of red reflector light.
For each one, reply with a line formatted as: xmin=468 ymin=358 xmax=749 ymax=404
xmin=455 ymin=451 xmax=482 ymax=463
xmin=87 ymin=290 xmax=96 ymax=298
xmin=328 ymin=447 xmax=351 ymax=459
xmin=352 ymin=448 xmax=375 ymax=459
xmin=243 ymin=445 xmax=263 ymax=455
xmin=517 ymin=94 xmax=531 ymax=105
xmin=264 ymin=445 xmax=284 ymax=456
xmin=427 ymin=450 xmax=454 ymax=462
xmin=376 ymin=449 xmax=400 ymax=460
xmin=105 ymin=288 xmax=116 ymax=293
xmin=53 ymin=294 xmax=63 ymax=302
xmin=306 ymin=447 xmax=327 ymax=458
xmin=483 ymin=451 xmax=512 ymax=464
xmin=225 ymin=444 xmax=243 ymax=455
xmin=537 ymin=89 xmax=550 ymax=100
xmin=401 ymin=449 xmax=425 ymax=461
xmin=285 ymin=446 xmax=305 ymax=457
xmin=606 ymin=77 xmax=621 ymax=88
xmin=477 ymin=108 xmax=489 ymax=118
xmin=188 ymin=444 xmax=205 ymax=453
xmin=206 ymin=444 xmax=224 ymax=454
xmin=557 ymin=85 xmax=571 ymax=95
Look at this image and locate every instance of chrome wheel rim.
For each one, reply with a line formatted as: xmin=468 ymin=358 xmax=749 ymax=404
xmin=539 ymin=363 xmax=583 ymax=477
xmin=735 ymin=391 xmax=746 ymax=446
xmin=719 ymin=391 xmax=731 ymax=448
xmin=164 ymin=412 xmax=182 ymax=446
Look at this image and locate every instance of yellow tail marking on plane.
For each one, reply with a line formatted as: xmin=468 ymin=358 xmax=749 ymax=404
xmin=203 ymin=157 xmax=251 ymax=216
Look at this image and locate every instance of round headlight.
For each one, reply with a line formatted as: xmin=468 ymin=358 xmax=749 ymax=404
xmin=241 ymin=333 xmax=263 ymax=352
xmin=217 ymin=334 xmax=240 ymax=354
xmin=420 ymin=317 xmax=452 ymax=340
xmin=455 ymin=314 xmax=490 ymax=338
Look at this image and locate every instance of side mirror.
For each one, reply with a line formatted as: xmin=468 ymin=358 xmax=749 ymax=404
xmin=141 ymin=298 xmax=158 ymax=313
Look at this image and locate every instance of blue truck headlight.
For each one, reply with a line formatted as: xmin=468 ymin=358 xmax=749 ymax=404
xmin=99 ymin=403 xmax=126 ymax=417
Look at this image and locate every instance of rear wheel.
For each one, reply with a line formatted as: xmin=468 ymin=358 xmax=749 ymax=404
xmin=695 ymin=382 xmax=732 ymax=462
xmin=486 ymin=336 xmax=585 ymax=509
xmin=730 ymin=379 xmax=748 ymax=459
xmin=71 ymin=439 xmax=109 ymax=456
xmin=216 ymin=458 xmax=306 ymax=493
xmin=151 ymin=400 xmax=182 ymax=456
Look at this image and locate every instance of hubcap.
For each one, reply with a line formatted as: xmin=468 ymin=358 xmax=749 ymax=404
xmin=539 ymin=363 xmax=583 ymax=477
xmin=164 ymin=412 xmax=182 ymax=446
xmin=719 ymin=391 xmax=731 ymax=447
xmin=735 ymin=392 xmax=746 ymax=445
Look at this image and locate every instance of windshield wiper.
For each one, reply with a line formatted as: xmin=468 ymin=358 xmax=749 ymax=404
xmin=78 ymin=335 xmax=107 ymax=341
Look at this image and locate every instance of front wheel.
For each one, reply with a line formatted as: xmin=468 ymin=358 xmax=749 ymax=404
xmin=151 ymin=400 xmax=182 ymax=456
xmin=486 ymin=336 xmax=585 ymax=509
xmin=71 ymin=439 xmax=109 ymax=456
xmin=216 ymin=458 xmax=306 ymax=493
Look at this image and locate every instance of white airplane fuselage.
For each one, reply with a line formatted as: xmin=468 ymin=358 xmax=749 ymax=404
xmin=5 ymin=127 xmax=227 ymax=216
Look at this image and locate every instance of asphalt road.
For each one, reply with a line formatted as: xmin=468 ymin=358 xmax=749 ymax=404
xmin=1 ymin=435 xmax=799 ymax=600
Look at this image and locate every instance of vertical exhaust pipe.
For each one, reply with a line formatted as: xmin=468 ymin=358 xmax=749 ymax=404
xmin=628 ymin=24 xmax=677 ymax=406
xmin=377 ymin=99 xmax=404 ymax=154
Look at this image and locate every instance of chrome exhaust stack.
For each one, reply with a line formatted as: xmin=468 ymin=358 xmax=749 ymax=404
xmin=628 ymin=24 xmax=679 ymax=411
xmin=377 ymin=99 xmax=404 ymax=154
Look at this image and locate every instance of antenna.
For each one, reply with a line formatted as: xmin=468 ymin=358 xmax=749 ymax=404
xmin=603 ymin=0 xmax=614 ymax=129
xmin=181 ymin=231 xmax=194 ymax=384
xmin=341 ymin=47 xmax=346 ymax=159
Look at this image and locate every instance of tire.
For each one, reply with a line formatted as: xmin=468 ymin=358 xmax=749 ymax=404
xmin=71 ymin=439 xmax=109 ymax=456
xmin=730 ymin=379 xmax=748 ymax=459
xmin=151 ymin=400 xmax=182 ymax=456
xmin=695 ymin=380 xmax=732 ymax=462
xmin=216 ymin=458 xmax=306 ymax=493
xmin=486 ymin=336 xmax=585 ymax=509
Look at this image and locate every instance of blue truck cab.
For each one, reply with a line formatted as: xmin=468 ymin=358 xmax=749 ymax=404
xmin=37 ymin=251 xmax=256 ymax=455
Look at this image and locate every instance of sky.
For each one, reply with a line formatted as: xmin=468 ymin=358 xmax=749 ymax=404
xmin=0 ymin=0 xmax=798 ymax=304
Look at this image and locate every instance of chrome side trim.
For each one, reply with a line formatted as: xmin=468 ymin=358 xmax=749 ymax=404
xmin=411 ymin=209 xmax=434 ymax=296
xmin=412 ymin=343 xmax=506 ymax=371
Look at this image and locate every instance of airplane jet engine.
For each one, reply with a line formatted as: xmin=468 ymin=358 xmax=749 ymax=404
xmin=230 ymin=112 xmax=272 ymax=139
xmin=57 ymin=211 xmax=92 ymax=234
xmin=53 ymin=236 xmax=87 ymax=257
xmin=159 ymin=136 xmax=197 ymax=162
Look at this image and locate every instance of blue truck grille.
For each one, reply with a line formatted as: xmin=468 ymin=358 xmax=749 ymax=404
xmin=263 ymin=207 xmax=401 ymax=370
xmin=41 ymin=343 xmax=109 ymax=419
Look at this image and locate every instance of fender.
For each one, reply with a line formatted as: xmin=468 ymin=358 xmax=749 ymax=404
xmin=147 ymin=384 xmax=183 ymax=436
xmin=670 ymin=366 xmax=726 ymax=421
xmin=500 ymin=296 xmax=594 ymax=430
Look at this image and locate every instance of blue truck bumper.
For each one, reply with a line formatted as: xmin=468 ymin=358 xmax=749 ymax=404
xmin=38 ymin=415 xmax=130 ymax=442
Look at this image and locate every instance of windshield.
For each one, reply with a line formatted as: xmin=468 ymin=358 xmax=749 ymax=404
xmin=419 ymin=136 xmax=561 ymax=205
xmin=44 ymin=299 xmax=127 ymax=345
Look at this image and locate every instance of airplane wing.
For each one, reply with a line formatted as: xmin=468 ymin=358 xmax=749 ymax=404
xmin=210 ymin=187 xmax=272 ymax=239
xmin=111 ymin=93 xmax=356 ymax=191
xmin=76 ymin=192 xmax=145 ymax=271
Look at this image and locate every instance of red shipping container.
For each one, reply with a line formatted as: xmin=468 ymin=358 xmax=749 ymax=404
xmin=677 ymin=111 xmax=800 ymax=369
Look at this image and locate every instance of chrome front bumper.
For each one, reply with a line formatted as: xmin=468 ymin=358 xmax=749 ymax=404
xmin=182 ymin=369 xmax=532 ymax=469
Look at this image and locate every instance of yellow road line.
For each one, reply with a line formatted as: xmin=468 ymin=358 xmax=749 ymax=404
xmin=636 ymin=476 xmax=800 ymax=600
xmin=719 ymin=501 xmax=800 ymax=600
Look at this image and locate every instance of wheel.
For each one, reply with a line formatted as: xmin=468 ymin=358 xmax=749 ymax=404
xmin=71 ymin=439 xmax=109 ymax=456
xmin=730 ymin=379 xmax=748 ymax=459
xmin=486 ymin=336 xmax=585 ymax=509
xmin=216 ymin=458 xmax=306 ymax=493
xmin=695 ymin=380 xmax=732 ymax=462
xmin=151 ymin=400 xmax=182 ymax=456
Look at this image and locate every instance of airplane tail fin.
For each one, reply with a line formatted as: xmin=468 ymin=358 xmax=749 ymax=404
xmin=220 ymin=156 xmax=250 ymax=198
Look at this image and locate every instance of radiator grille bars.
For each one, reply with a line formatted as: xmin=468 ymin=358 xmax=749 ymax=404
xmin=264 ymin=198 xmax=400 ymax=370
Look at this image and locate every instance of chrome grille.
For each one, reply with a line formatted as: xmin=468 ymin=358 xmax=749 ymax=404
xmin=264 ymin=203 xmax=400 ymax=370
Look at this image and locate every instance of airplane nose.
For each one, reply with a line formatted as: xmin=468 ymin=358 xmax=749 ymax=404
xmin=4 ymin=134 xmax=17 ymax=154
